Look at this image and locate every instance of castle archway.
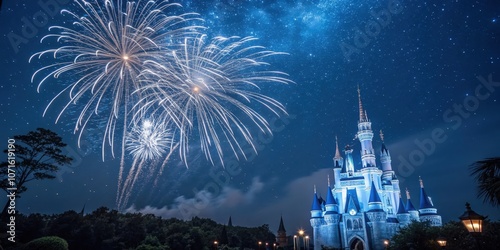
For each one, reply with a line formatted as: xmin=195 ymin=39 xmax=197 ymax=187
xmin=349 ymin=237 xmax=365 ymax=250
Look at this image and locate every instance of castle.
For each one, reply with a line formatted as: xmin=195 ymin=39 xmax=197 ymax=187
xmin=309 ymin=88 xmax=442 ymax=250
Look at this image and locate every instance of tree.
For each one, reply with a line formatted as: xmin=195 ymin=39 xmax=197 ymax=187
xmin=23 ymin=236 xmax=69 ymax=250
xmin=470 ymin=157 xmax=500 ymax=207
xmin=0 ymin=128 xmax=73 ymax=215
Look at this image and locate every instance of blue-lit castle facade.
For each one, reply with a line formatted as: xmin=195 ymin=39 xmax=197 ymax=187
xmin=310 ymin=88 xmax=442 ymax=250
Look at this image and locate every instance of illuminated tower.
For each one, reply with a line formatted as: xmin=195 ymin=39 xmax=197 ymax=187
xmin=418 ymin=177 xmax=443 ymax=226
xmin=406 ymin=188 xmax=420 ymax=221
xmin=310 ymin=186 xmax=323 ymax=250
xmin=356 ymin=86 xmax=376 ymax=168
xmin=332 ymin=136 xmax=343 ymax=188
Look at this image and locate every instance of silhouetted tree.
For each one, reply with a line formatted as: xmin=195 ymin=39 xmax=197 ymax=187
xmin=470 ymin=157 xmax=500 ymax=207
xmin=0 ymin=128 xmax=73 ymax=215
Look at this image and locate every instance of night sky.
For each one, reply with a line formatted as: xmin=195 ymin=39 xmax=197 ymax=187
xmin=1 ymin=0 xmax=499 ymax=236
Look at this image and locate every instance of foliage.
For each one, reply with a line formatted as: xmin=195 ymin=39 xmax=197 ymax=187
xmin=23 ymin=236 xmax=69 ymax=250
xmin=390 ymin=220 xmax=500 ymax=250
xmin=3 ymin=207 xmax=276 ymax=250
xmin=470 ymin=157 xmax=500 ymax=207
xmin=0 ymin=128 xmax=73 ymax=215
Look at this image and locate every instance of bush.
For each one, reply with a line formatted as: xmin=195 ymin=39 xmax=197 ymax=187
xmin=23 ymin=236 xmax=69 ymax=250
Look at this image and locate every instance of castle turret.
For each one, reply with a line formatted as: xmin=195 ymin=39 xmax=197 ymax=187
xmin=276 ymin=216 xmax=288 ymax=247
xmin=310 ymin=186 xmax=324 ymax=250
xmin=323 ymin=177 xmax=341 ymax=249
xmin=379 ymin=130 xmax=394 ymax=182
xmin=356 ymin=86 xmax=376 ymax=168
xmin=405 ymin=188 xmax=420 ymax=221
xmin=396 ymin=194 xmax=410 ymax=227
xmin=366 ymin=180 xmax=387 ymax=250
xmin=418 ymin=177 xmax=442 ymax=226
xmin=333 ymin=136 xmax=343 ymax=188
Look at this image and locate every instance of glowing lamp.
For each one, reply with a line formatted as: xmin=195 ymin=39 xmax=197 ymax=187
xmin=459 ymin=202 xmax=486 ymax=235
xmin=436 ymin=237 xmax=447 ymax=248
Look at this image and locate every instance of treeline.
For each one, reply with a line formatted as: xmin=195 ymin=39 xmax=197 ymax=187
xmin=1 ymin=207 xmax=276 ymax=250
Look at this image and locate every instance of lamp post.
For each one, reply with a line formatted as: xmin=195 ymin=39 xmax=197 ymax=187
xmin=298 ymin=229 xmax=305 ymax=250
xmin=305 ymin=235 xmax=309 ymax=250
xmin=459 ymin=202 xmax=486 ymax=249
xmin=294 ymin=235 xmax=297 ymax=250
xmin=273 ymin=243 xmax=277 ymax=250
xmin=436 ymin=237 xmax=447 ymax=249
xmin=383 ymin=239 xmax=389 ymax=250
xmin=213 ymin=241 xmax=218 ymax=250
xmin=258 ymin=241 xmax=262 ymax=250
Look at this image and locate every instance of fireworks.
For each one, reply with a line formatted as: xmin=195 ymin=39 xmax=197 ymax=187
xmin=31 ymin=0 xmax=292 ymax=209
xmin=125 ymin=119 xmax=172 ymax=162
xmin=30 ymin=0 xmax=202 ymax=159
xmin=137 ymin=35 xmax=293 ymax=166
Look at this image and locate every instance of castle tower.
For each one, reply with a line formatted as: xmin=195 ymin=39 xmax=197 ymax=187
xmin=418 ymin=177 xmax=443 ymax=226
xmin=276 ymin=216 xmax=288 ymax=247
xmin=405 ymin=188 xmax=420 ymax=221
xmin=396 ymin=194 xmax=410 ymax=227
xmin=310 ymin=186 xmax=324 ymax=250
xmin=379 ymin=130 xmax=394 ymax=182
xmin=356 ymin=86 xmax=376 ymax=168
xmin=323 ymin=176 xmax=341 ymax=249
xmin=366 ymin=180 xmax=387 ymax=250
xmin=333 ymin=136 xmax=343 ymax=188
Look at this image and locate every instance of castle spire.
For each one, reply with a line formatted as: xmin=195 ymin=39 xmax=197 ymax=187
xmin=419 ymin=177 xmax=434 ymax=209
xmin=358 ymin=85 xmax=367 ymax=123
xmin=334 ymin=136 xmax=341 ymax=159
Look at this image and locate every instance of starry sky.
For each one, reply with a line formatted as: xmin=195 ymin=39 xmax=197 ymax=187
xmin=1 ymin=0 xmax=499 ymax=236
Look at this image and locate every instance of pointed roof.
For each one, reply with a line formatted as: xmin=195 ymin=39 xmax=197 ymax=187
xmin=228 ymin=216 xmax=233 ymax=227
xmin=368 ymin=180 xmax=382 ymax=203
xmin=278 ymin=216 xmax=286 ymax=232
xmin=419 ymin=177 xmax=434 ymax=209
xmin=397 ymin=196 xmax=408 ymax=214
xmin=326 ymin=177 xmax=337 ymax=205
xmin=405 ymin=188 xmax=417 ymax=211
xmin=344 ymin=188 xmax=361 ymax=213
xmin=334 ymin=136 xmax=342 ymax=160
xmin=311 ymin=187 xmax=322 ymax=211
xmin=380 ymin=130 xmax=389 ymax=154
xmin=358 ymin=85 xmax=368 ymax=123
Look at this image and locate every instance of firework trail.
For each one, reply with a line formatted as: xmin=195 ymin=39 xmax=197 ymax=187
xmin=137 ymin=35 xmax=293 ymax=167
xmin=118 ymin=118 xmax=175 ymax=209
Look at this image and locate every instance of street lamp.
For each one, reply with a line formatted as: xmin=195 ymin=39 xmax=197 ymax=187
xmin=213 ymin=241 xmax=218 ymax=250
xmin=459 ymin=202 xmax=486 ymax=236
xmin=298 ymin=229 xmax=305 ymax=250
xmin=383 ymin=239 xmax=389 ymax=249
xmin=258 ymin=241 xmax=262 ymax=250
xmin=436 ymin=237 xmax=447 ymax=249
xmin=294 ymin=235 xmax=297 ymax=250
xmin=305 ymin=235 xmax=309 ymax=250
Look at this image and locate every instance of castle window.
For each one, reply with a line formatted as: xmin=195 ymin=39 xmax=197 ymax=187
xmin=347 ymin=219 xmax=352 ymax=230
xmin=358 ymin=219 xmax=363 ymax=229
xmin=353 ymin=219 xmax=359 ymax=229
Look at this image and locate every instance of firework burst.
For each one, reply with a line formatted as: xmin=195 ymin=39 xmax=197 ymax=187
xmin=29 ymin=0 xmax=202 ymax=159
xmin=137 ymin=35 xmax=293 ymax=166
